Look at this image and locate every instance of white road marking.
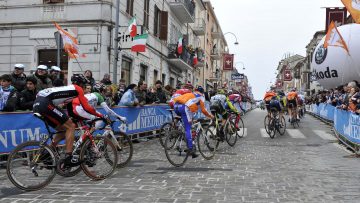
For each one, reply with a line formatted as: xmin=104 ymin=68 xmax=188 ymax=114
xmin=313 ymin=130 xmax=337 ymax=141
xmin=286 ymin=129 xmax=306 ymax=139
xmin=260 ymin=128 xmax=269 ymax=138
xmin=239 ymin=128 xmax=247 ymax=137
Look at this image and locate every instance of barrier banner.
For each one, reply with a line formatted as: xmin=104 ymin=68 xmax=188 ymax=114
xmin=319 ymin=103 xmax=335 ymax=121
xmin=334 ymin=109 xmax=360 ymax=144
xmin=0 ymin=105 xmax=172 ymax=154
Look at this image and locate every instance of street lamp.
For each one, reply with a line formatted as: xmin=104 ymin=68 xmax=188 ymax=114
xmin=224 ymin=32 xmax=239 ymax=45
xmin=235 ymin=61 xmax=245 ymax=70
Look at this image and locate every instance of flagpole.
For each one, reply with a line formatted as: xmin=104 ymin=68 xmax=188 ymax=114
xmin=112 ymin=0 xmax=120 ymax=84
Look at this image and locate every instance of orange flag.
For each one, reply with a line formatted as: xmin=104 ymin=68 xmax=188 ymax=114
xmin=324 ymin=21 xmax=350 ymax=55
xmin=341 ymin=0 xmax=360 ymax=23
xmin=54 ymin=22 xmax=86 ymax=59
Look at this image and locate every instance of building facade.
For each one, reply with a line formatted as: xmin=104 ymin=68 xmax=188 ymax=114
xmin=0 ymin=0 xmax=228 ymax=89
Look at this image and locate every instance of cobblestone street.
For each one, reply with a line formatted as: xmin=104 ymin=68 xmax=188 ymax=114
xmin=1 ymin=109 xmax=360 ymax=203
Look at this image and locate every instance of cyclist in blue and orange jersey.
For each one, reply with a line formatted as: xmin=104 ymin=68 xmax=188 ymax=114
xmin=263 ymin=87 xmax=277 ymax=115
xmin=173 ymin=87 xmax=214 ymax=158
xmin=168 ymin=82 xmax=193 ymax=108
xmin=287 ymin=88 xmax=299 ymax=122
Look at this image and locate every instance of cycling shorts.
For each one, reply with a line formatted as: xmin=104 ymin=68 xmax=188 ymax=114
xmin=210 ymin=101 xmax=228 ymax=119
xmin=287 ymin=99 xmax=297 ymax=108
xmin=265 ymin=100 xmax=271 ymax=111
xmin=33 ymin=96 xmax=69 ymax=128
xmin=269 ymin=100 xmax=281 ymax=112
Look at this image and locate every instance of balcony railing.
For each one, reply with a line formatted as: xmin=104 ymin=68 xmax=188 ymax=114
xmin=192 ymin=18 xmax=205 ymax=36
xmin=168 ymin=0 xmax=195 ymax=23
xmin=168 ymin=44 xmax=194 ymax=71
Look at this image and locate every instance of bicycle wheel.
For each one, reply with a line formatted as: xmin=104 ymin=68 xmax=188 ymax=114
xmin=80 ymin=137 xmax=118 ymax=180
xmin=55 ymin=146 xmax=82 ymax=177
xmin=159 ymin=122 xmax=173 ymax=148
xmin=278 ymin=115 xmax=286 ymax=135
xmin=264 ymin=115 xmax=271 ymax=134
xmin=224 ymin=120 xmax=238 ymax=147
xmin=268 ymin=119 xmax=276 ymax=139
xmin=164 ymin=131 xmax=189 ymax=167
xmin=7 ymin=141 xmax=56 ymax=191
xmin=205 ymin=123 xmax=221 ymax=150
xmin=113 ymin=132 xmax=133 ymax=168
xmin=197 ymin=129 xmax=216 ymax=160
xmin=235 ymin=117 xmax=245 ymax=138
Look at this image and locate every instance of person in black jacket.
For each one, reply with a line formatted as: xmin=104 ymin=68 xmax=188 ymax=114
xmin=11 ymin=64 xmax=27 ymax=92
xmin=155 ymin=80 xmax=167 ymax=103
xmin=19 ymin=77 xmax=38 ymax=110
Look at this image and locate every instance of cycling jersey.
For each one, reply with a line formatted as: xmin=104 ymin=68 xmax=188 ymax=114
xmin=37 ymin=85 xmax=102 ymax=118
xmin=287 ymin=91 xmax=298 ymax=101
xmin=228 ymin=94 xmax=241 ymax=103
xmin=169 ymin=89 xmax=192 ymax=108
xmin=210 ymin=94 xmax=239 ymax=117
xmin=173 ymin=92 xmax=212 ymax=117
xmin=269 ymin=96 xmax=281 ymax=112
xmin=264 ymin=91 xmax=276 ymax=102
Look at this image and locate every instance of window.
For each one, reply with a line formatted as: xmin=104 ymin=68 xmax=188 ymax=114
xmin=140 ymin=64 xmax=147 ymax=83
xmin=153 ymin=70 xmax=158 ymax=85
xmin=207 ymin=13 xmax=210 ymax=22
xmin=143 ymin=0 xmax=150 ymax=29
xmin=43 ymin=0 xmax=64 ymax=3
xmin=121 ymin=57 xmax=132 ymax=86
xmin=38 ymin=49 xmax=68 ymax=84
xmin=154 ymin=5 xmax=161 ymax=37
xmin=162 ymin=73 xmax=166 ymax=85
xmin=126 ymin=0 xmax=135 ymax=16
xmin=170 ymin=77 xmax=175 ymax=88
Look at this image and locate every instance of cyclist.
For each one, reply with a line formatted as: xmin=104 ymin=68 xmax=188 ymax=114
xmin=210 ymin=89 xmax=239 ymax=135
xmin=71 ymin=83 xmax=126 ymax=129
xmin=297 ymin=93 xmax=305 ymax=118
xmin=263 ymin=87 xmax=277 ymax=116
xmin=228 ymin=91 xmax=245 ymax=129
xmin=169 ymin=82 xmax=193 ymax=108
xmin=33 ymin=74 xmax=104 ymax=167
xmin=287 ymin=88 xmax=299 ymax=122
xmin=173 ymin=86 xmax=214 ymax=158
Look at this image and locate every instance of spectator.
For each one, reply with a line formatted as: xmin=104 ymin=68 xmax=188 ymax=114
xmin=164 ymin=85 xmax=173 ymax=101
xmin=103 ymin=85 xmax=117 ymax=106
xmin=84 ymin=70 xmax=95 ymax=87
xmin=155 ymin=80 xmax=167 ymax=103
xmin=135 ymin=81 xmax=148 ymax=106
xmin=118 ymin=84 xmax=139 ymax=106
xmin=117 ymin=83 xmax=126 ymax=102
xmin=0 ymin=74 xmax=19 ymax=112
xmin=32 ymin=65 xmax=52 ymax=91
xmin=101 ymin=73 xmax=112 ymax=85
xmin=11 ymin=64 xmax=27 ymax=92
xmin=147 ymin=86 xmax=157 ymax=104
xmin=19 ymin=77 xmax=38 ymax=110
xmin=49 ymin=66 xmax=61 ymax=84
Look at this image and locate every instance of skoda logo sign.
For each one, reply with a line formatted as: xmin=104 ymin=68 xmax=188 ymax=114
xmin=315 ymin=44 xmax=327 ymax=65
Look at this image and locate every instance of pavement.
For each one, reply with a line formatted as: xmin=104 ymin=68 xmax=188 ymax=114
xmin=1 ymin=108 xmax=360 ymax=203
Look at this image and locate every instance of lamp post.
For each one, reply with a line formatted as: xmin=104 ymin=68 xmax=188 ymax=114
xmin=224 ymin=32 xmax=239 ymax=45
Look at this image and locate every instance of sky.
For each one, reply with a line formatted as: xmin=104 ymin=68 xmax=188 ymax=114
xmin=211 ymin=0 xmax=344 ymax=100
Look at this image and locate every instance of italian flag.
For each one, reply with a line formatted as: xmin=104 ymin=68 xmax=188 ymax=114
xmin=128 ymin=17 xmax=137 ymax=37
xmin=131 ymin=34 xmax=148 ymax=52
xmin=177 ymin=36 xmax=183 ymax=54
xmin=193 ymin=53 xmax=198 ymax=66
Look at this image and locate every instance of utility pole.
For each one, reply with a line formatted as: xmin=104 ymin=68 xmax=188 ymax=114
xmin=112 ymin=0 xmax=120 ymax=84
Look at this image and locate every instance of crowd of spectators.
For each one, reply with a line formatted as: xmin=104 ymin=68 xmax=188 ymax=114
xmin=308 ymin=80 xmax=360 ymax=115
xmin=0 ymin=64 xmax=254 ymax=113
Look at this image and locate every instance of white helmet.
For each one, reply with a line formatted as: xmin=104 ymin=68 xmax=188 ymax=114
xmin=14 ymin=64 xmax=25 ymax=69
xmin=37 ymin=65 xmax=48 ymax=70
xmin=50 ymin=66 xmax=61 ymax=71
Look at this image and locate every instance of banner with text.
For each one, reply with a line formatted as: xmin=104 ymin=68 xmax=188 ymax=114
xmin=0 ymin=105 xmax=171 ymax=154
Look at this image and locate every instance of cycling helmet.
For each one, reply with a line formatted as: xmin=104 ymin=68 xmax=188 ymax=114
xmin=93 ymin=83 xmax=105 ymax=93
xmin=217 ymin=89 xmax=226 ymax=95
xmin=183 ymin=82 xmax=194 ymax=90
xmin=196 ymin=85 xmax=204 ymax=93
xmin=71 ymin=74 xmax=88 ymax=85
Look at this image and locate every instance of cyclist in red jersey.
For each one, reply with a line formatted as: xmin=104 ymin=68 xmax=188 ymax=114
xmin=33 ymin=74 xmax=103 ymax=167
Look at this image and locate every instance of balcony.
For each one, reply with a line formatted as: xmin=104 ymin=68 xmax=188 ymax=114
xmin=168 ymin=0 xmax=195 ymax=23
xmin=167 ymin=44 xmax=194 ymax=72
xmin=208 ymin=72 xmax=219 ymax=81
xmin=192 ymin=18 xmax=205 ymax=36
xmin=211 ymin=29 xmax=222 ymax=39
xmin=210 ymin=48 xmax=221 ymax=60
